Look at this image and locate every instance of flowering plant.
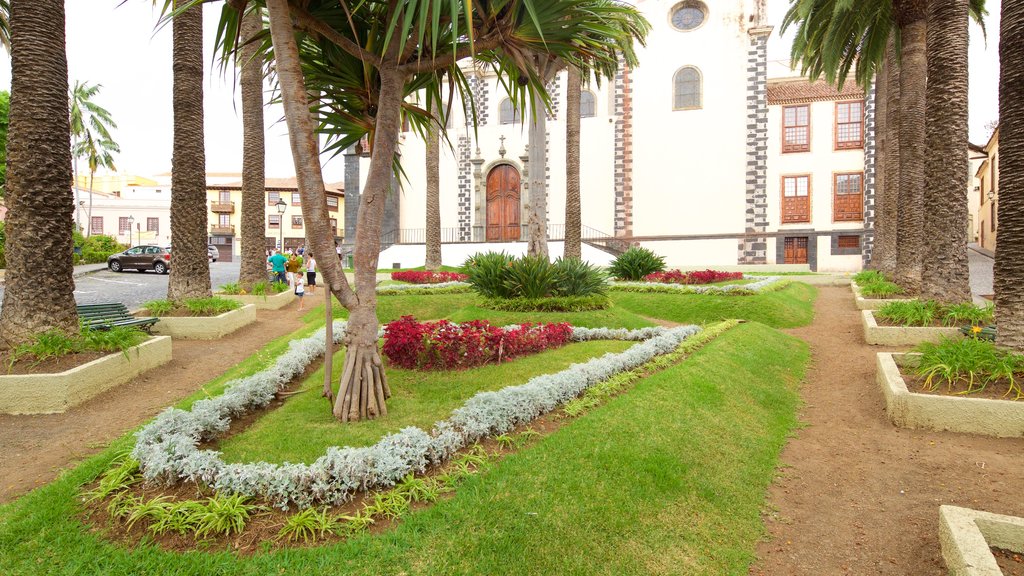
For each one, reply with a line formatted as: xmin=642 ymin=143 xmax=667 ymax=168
xmin=382 ymin=316 xmax=572 ymax=370
xmin=391 ymin=270 xmax=468 ymax=284
xmin=644 ymin=269 xmax=744 ymax=285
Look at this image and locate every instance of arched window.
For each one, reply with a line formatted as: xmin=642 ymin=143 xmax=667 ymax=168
xmin=673 ymin=67 xmax=702 ymax=110
xmin=580 ymin=91 xmax=596 ymax=118
xmin=499 ymin=98 xmax=520 ymax=125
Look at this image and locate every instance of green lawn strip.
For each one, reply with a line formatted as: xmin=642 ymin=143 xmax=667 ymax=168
xmin=447 ymin=303 xmax=655 ymax=329
xmin=216 ymin=340 xmax=635 ymax=464
xmin=300 ymin=292 xmax=479 ymax=324
xmin=0 ymin=322 xmax=804 ymax=575
xmin=611 ymin=282 xmax=817 ymax=328
xmin=744 ymin=271 xmax=822 ymax=276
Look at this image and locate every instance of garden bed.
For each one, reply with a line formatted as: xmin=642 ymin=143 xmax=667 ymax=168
xmin=148 ymin=304 xmax=256 ymax=340
xmin=0 ymin=336 xmax=172 ymax=414
xmin=610 ymin=275 xmax=785 ymax=295
xmin=875 ymin=352 xmax=1024 ymax=437
xmin=861 ymin=310 xmax=962 ymax=346
xmin=940 ymin=505 xmax=1024 ymax=575
xmin=851 ymin=281 xmax=913 ymax=310
xmin=219 ymin=289 xmax=295 ymax=310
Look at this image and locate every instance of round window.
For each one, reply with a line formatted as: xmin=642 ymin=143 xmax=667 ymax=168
xmin=670 ymin=2 xmax=706 ymax=31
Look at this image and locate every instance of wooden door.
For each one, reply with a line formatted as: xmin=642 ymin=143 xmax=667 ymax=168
xmin=783 ymin=237 xmax=809 ymax=264
xmin=486 ymin=165 xmax=521 ymax=241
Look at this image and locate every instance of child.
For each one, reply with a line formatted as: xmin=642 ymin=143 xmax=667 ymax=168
xmin=294 ymin=275 xmax=306 ymax=311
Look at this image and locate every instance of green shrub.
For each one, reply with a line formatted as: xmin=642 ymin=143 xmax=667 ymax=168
xmin=915 ymin=337 xmax=1023 ymax=397
xmin=462 ymin=251 xmax=514 ymax=298
xmin=219 ymin=282 xmax=242 ymax=295
xmin=853 ymin=269 xmax=887 ymax=284
xmin=553 ymin=257 xmax=608 ymax=296
xmin=608 ymin=246 xmax=665 ymax=281
xmin=81 ymin=234 xmax=125 ymax=264
xmin=8 ymin=325 xmax=146 ymax=368
xmin=183 ymin=297 xmax=242 ymax=316
xmin=859 ymin=280 xmax=905 ymax=298
xmin=143 ymin=299 xmax=174 ymax=317
xmin=876 ymin=300 xmax=938 ymax=326
xmin=942 ymin=302 xmax=994 ymax=327
xmin=463 ymin=253 xmax=608 ymax=300
xmin=481 ymin=294 xmax=611 ymax=312
xmin=502 ymin=255 xmax=558 ymax=298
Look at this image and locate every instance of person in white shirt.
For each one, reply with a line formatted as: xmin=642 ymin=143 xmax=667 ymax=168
xmin=294 ymin=275 xmax=306 ymax=311
xmin=305 ymin=254 xmax=317 ymax=295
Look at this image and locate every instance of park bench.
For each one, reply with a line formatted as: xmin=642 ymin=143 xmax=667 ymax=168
xmin=77 ymin=303 xmax=160 ymax=333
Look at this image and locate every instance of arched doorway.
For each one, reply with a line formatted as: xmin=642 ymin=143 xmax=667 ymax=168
xmin=486 ymin=164 xmax=521 ymax=241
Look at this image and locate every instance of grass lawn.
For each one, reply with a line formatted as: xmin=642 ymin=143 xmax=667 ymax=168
xmin=612 ymin=282 xmax=817 ymax=328
xmin=447 ymin=303 xmax=656 ymax=329
xmin=0 ymin=321 xmax=806 ymax=575
xmin=217 ymin=339 xmax=635 ymax=464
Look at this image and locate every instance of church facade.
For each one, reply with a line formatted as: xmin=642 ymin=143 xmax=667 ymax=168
xmin=342 ymin=0 xmax=872 ymax=272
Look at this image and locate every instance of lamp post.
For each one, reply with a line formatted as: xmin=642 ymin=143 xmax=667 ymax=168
xmin=276 ymin=198 xmax=287 ymax=251
xmin=127 ymin=215 xmax=134 ymax=246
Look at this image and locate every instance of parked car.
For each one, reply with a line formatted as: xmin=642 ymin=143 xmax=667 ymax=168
xmin=107 ymin=245 xmax=172 ymax=274
xmin=208 ymin=245 xmax=219 ymax=262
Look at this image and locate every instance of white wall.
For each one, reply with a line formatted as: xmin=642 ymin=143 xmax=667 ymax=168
xmin=74 ymin=188 xmax=172 ymax=246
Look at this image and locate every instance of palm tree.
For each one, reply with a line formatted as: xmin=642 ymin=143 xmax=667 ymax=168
xmin=425 ymin=96 xmax=441 ymax=271
xmin=920 ymin=0 xmax=971 ymax=303
xmin=167 ymin=0 xmax=211 ymax=301
xmin=996 ymin=0 xmax=1024 ymax=351
xmin=214 ymin=0 xmax=649 ymax=421
xmin=564 ymin=65 xmax=582 ymax=260
xmin=69 ymin=80 xmax=118 ymax=235
xmin=879 ymin=41 xmax=900 ymax=277
xmin=0 ymin=0 xmax=78 ymax=345
xmin=238 ymin=8 xmax=268 ymax=291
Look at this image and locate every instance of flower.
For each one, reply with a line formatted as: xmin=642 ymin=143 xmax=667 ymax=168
xmin=971 ymin=326 xmax=983 ymax=334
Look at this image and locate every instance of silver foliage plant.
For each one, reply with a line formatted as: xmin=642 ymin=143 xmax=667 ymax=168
xmin=376 ymin=281 xmax=470 ymax=292
xmin=610 ymin=275 xmax=785 ymax=294
xmin=132 ymin=320 xmax=699 ymax=509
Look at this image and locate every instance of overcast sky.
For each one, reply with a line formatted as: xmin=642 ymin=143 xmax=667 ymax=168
xmin=0 ymin=0 xmax=1002 ymax=183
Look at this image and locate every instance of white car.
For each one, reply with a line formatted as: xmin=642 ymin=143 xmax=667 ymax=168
xmin=208 ymin=245 xmax=219 ymax=262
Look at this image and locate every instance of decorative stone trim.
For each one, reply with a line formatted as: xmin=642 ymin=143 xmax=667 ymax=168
xmin=862 ymin=310 xmax=962 ymax=346
xmin=457 ymin=135 xmax=472 ymax=240
xmin=940 ymin=505 xmax=1024 ymax=575
xmin=613 ymin=58 xmax=633 ymax=237
xmin=150 ymin=304 xmax=257 ymax=340
xmin=219 ymin=290 xmax=295 ymax=310
xmin=850 ymin=281 xmax=913 ymax=310
xmin=739 ymin=27 xmax=771 ymax=264
xmin=862 ymin=81 xmax=877 ymax=267
xmin=0 ymin=336 xmax=172 ymax=415
xmin=878 ymin=353 xmax=1024 ymax=438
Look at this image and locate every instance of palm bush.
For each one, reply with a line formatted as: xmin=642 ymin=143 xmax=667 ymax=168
xmin=463 ymin=251 xmax=514 ymax=298
xmin=503 ymin=255 xmax=558 ymax=299
xmin=554 ymin=257 xmax=608 ymax=296
xmin=463 ymin=253 xmax=607 ymax=300
xmin=608 ymin=246 xmax=665 ymax=281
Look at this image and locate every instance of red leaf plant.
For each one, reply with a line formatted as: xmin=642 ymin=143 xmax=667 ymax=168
xmin=643 ymin=269 xmax=744 ymax=285
xmin=391 ymin=270 xmax=469 ymax=284
xmin=382 ymin=316 xmax=572 ymax=370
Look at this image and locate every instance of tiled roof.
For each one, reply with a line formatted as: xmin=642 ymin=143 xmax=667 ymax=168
xmin=767 ymin=78 xmax=865 ymax=105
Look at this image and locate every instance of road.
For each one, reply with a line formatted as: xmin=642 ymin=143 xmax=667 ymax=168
xmin=0 ymin=261 xmax=244 ymax=312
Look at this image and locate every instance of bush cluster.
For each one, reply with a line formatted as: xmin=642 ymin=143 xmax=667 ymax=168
xmin=143 ymin=296 xmax=242 ymax=317
xmin=462 ymin=252 xmax=607 ymax=299
xmin=382 ymin=316 xmax=572 ymax=370
xmin=854 ymin=270 xmax=905 ymax=298
xmin=80 ymin=234 xmax=126 ymax=264
xmin=915 ymin=337 xmax=1023 ymax=397
xmin=481 ymin=294 xmax=610 ymax=312
xmin=876 ymin=300 xmax=994 ymax=327
xmin=644 ymin=269 xmax=744 ymax=285
xmin=8 ymin=325 xmax=147 ymax=368
xmin=391 ymin=270 xmax=468 ymax=284
xmin=607 ymin=246 xmax=666 ymax=281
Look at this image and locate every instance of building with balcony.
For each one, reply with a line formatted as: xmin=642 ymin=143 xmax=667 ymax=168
xmin=977 ymin=127 xmax=999 ymax=252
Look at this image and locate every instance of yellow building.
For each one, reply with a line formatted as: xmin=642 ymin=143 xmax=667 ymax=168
xmin=206 ymin=178 xmax=344 ymax=261
xmin=977 ymin=127 xmax=999 ymax=252
xmin=73 ymin=173 xmax=158 ymax=195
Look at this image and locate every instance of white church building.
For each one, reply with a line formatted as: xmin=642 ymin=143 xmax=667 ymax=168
xmin=341 ymin=0 xmax=872 ymax=272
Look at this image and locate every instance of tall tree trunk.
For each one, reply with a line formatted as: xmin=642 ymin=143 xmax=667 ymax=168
xmin=238 ymin=8 xmax=268 ymax=292
xmin=167 ymin=0 xmax=211 ymax=301
xmin=265 ymin=0 xmax=393 ymax=421
xmin=872 ymin=58 xmax=888 ymax=271
xmin=526 ymin=84 xmax=549 ymax=259
xmin=880 ymin=41 xmax=901 ymax=277
xmin=424 ymin=98 xmax=441 ymax=270
xmin=322 ymin=287 xmax=334 ymax=401
xmin=921 ymin=0 xmax=970 ymax=303
xmin=996 ymin=0 xmax=1024 ymax=351
xmin=564 ymin=66 xmax=582 ymax=260
xmin=894 ymin=4 xmax=927 ymax=293
xmin=0 ymin=0 xmax=77 ymax=346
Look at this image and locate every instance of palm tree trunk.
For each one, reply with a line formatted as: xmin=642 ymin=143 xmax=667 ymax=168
xmin=238 ymin=8 xmax=268 ymax=292
xmin=872 ymin=58 xmax=888 ymax=270
xmin=921 ymin=0 xmax=970 ymax=303
xmin=880 ymin=41 xmax=900 ymax=277
xmin=0 ymin=0 xmax=78 ymax=346
xmin=564 ymin=66 xmax=582 ymax=260
xmin=894 ymin=6 xmax=927 ymax=293
xmin=167 ymin=0 xmax=211 ymax=301
xmin=526 ymin=83 xmax=549 ymax=260
xmin=996 ymin=0 xmax=1024 ymax=351
xmin=265 ymin=0 xmax=392 ymax=421
xmin=424 ymin=98 xmax=441 ymax=270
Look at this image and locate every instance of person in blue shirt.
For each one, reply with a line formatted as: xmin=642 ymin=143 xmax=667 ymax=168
xmin=267 ymin=250 xmax=288 ymax=284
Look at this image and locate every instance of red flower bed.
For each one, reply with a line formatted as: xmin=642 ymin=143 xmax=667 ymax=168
xmin=643 ymin=269 xmax=744 ymax=285
xmin=382 ymin=316 xmax=572 ymax=370
xmin=391 ymin=270 xmax=468 ymax=284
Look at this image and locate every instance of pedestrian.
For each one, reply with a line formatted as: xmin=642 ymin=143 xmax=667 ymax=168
xmin=294 ymin=274 xmax=306 ymax=311
xmin=267 ymin=250 xmax=288 ymax=284
xmin=286 ymin=252 xmax=302 ymax=285
xmin=305 ymin=254 xmax=317 ymax=294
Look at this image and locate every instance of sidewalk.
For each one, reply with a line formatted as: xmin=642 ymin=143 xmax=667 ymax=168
xmin=968 ymin=242 xmax=995 ymax=259
xmin=0 ymin=262 xmax=108 ymax=284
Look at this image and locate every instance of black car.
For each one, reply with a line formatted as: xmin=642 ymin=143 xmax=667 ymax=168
xmin=107 ymin=245 xmax=172 ymax=274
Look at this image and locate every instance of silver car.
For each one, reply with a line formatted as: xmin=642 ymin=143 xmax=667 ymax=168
xmin=208 ymin=245 xmax=219 ymax=262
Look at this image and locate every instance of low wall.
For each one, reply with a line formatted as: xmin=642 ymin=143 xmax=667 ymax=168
xmin=150 ymin=304 xmax=257 ymax=340
xmin=851 ymin=281 xmax=913 ymax=310
xmin=862 ymin=310 xmax=962 ymax=346
xmin=219 ymin=290 xmax=294 ymax=310
xmin=940 ymin=505 xmax=1024 ymax=575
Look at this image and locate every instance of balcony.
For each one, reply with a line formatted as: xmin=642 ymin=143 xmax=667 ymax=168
xmin=210 ymin=224 xmax=235 ymax=235
xmin=210 ymin=201 xmax=235 ymax=214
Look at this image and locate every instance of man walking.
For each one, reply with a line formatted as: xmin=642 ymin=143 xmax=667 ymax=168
xmin=267 ymin=249 xmax=288 ymax=284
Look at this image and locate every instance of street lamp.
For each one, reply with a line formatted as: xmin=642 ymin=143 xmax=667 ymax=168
xmin=127 ymin=215 xmax=134 ymax=246
xmin=275 ymin=198 xmax=287 ymax=251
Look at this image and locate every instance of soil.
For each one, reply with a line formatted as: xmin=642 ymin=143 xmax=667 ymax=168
xmin=0 ymin=349 xmax=111 ymax=375
xmin=902 ymin=372 xmax=1023 ymax=402
xmin=993 ymin=547 xmax=1024 ymax=575
xmin=750 ymin=286 xmax=1024 ymax=575
xmin=0 ymin=302 xmax=307 ymax=504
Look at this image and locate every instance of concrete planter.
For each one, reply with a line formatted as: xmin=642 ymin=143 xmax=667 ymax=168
xmin=219 ymin=290 xmax=294 ymax=310
xmin=851 ymin=281 xmax=913 ymax=310
xmin=862 ymin=310 xmax=962 ymax=346
xmin=940 ymin=505 xmax=1024 ymax=575
xmin=876 ymin=352 xmax=1024 ymax=438
xmin=149 ymin=304 xmax=256 ymax=340
xmin=0 ymin=336 xmax=172 ymax=414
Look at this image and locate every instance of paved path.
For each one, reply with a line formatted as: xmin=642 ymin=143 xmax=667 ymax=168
xmin=968 ymin=244 xmax=994 ymax=305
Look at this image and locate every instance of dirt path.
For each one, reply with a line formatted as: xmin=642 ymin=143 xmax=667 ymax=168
xmin=0 ymin=303 xmax=308 ymax=503
xmin=751 ymin=286 xmax=1024 ymax=575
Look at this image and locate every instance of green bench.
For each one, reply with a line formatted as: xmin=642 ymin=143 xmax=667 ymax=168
xmin=77 ymin=303 xmax=160 ymax=333
xmin=959 ymin=324 xmax=996 ymax=341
